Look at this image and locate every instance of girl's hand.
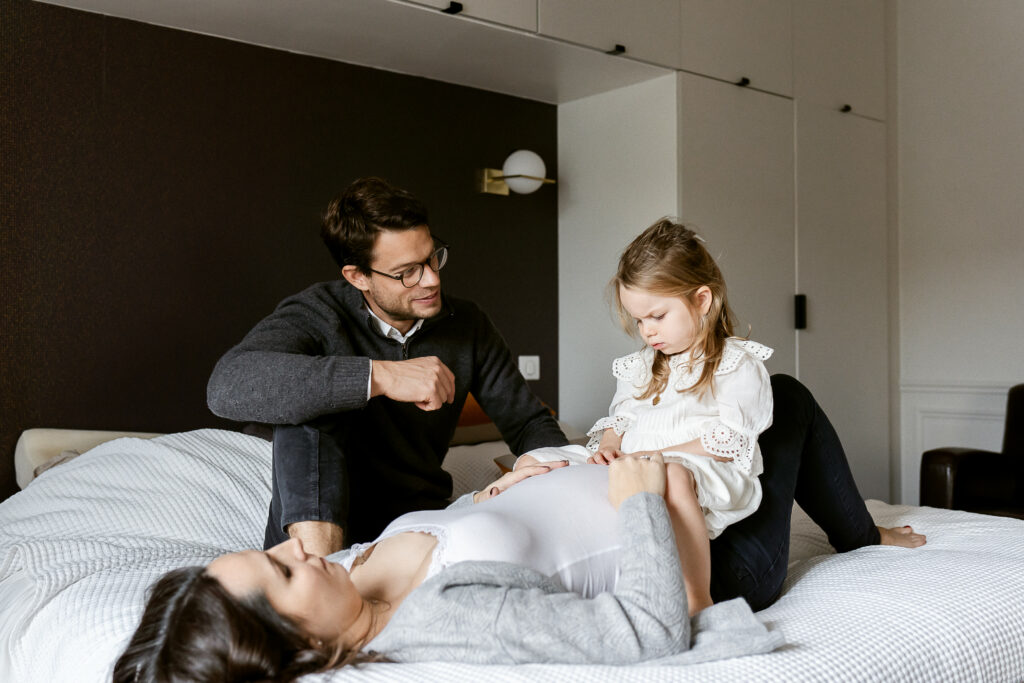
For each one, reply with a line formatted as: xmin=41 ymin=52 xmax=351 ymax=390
xmin=608 ymin=452 xmax=667 ymax=509
xmin=588 ymin=448 xmax=625 ymax=465
xmin=473 ymin=461 xmax=568 ymax=503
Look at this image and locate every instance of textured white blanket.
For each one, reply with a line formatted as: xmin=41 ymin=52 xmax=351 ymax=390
xmin=1 ymin=429 xmax=1022 ymax=682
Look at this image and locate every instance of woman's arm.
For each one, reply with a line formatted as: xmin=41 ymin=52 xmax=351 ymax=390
xmin=446 ymin=461 xmax=570 ymax=510
xmin=390 ymin=455 xmax=689 ymax=665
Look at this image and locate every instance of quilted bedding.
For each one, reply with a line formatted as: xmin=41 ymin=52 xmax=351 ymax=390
xmin=1 ymin=429 xmax=1022 ymax=682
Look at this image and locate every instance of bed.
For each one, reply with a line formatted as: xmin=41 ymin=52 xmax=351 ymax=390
xmin=2 ymin=428 xmax=1023 ymax=682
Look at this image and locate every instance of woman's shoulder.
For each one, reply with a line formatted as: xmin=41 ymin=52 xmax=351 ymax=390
xmin=715 ymin=338 xmax=774 ymax=376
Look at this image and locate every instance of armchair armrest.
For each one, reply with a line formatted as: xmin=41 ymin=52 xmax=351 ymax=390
xmin=920 ymin=447 xmax=1018 ymax=509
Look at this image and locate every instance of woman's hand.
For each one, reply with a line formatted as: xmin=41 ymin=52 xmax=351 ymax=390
xmin=608 ymin=451 xmax=667 ymax=509
xmin=473 ymin=461 xmax=569 ymax=503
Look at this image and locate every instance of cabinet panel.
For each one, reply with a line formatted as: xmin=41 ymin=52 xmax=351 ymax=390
xmin=793 ymin=0 xmax=885 ymax=120
xmin=677 ymin=71 xmax=796 ymax=377
xmin=679 ymin=0 xmax=792 ymax=96
xmin=538 ymin=0 xmax=680 ymax=67
xmin=405 ymin=0 xmax=537 ymax=31
xmin=796 ymin=102 xmax=888 ymax=500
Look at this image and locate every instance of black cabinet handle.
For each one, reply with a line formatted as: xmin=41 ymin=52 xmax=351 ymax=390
xmin=795 ymin=294 xmax=807 ymax=330
xmin=442 ymin=2 xmax=463 ymax=14
xmin=735 ymin=77 xmax=751 ymax=87
xmin=840 ymin=104 xmax=852 ymax=113
xmin=606 ymin=44 xmax=626 ymax=56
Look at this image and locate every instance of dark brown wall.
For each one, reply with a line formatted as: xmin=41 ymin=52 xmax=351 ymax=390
xmin=0 ymin=0 xmax=559 ymax=501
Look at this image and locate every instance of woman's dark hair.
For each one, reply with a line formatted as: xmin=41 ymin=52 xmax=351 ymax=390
xmin=113 ymin=566 xmax=377 ymax=683
xmin=321 ymin=177 xmax=430 ymax=272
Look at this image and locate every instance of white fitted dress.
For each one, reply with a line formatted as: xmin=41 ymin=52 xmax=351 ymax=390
xmin=526 ymin=338 xmax=773 ymax=539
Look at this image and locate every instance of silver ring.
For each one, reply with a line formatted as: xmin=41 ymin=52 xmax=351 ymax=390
xmin=639 ymin=455 xmax=651 ymax=460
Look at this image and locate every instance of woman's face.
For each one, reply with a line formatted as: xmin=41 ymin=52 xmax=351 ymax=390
xmin=207 ymin=538 xmax=364 ymax=645
xmin=619 ymin=285 xmax=711 ymax=356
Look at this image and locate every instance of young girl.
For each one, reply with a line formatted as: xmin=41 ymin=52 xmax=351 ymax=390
xmin=518 ymin=218 xmax=772 ymax=615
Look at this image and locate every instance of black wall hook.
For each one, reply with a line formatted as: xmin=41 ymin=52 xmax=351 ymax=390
xmin=441 ymin=2 xmax=463 ymax=14
xmin=840 ymin=104 xmax=852 ymax=113
xmin=606 ymin=44 xmax=626 ymax=56
xmin=735 ymin=77 xmax=751 ymax=87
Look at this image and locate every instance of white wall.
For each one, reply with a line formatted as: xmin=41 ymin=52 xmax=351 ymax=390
xmin=896 ymin=0 xmax=1024 ymax=503
xmin=557 ymin=74 xmax=679 ymax=432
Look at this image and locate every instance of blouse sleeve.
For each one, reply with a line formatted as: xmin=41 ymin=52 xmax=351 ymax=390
xmin=699 ymin=353 xmax=773 ymax=475
xmin=586 ymin=352 xmax=649 ymax=451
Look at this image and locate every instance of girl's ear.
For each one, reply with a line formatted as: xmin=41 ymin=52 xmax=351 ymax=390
xmin=694 ymin=285 xmax=713 ymax=316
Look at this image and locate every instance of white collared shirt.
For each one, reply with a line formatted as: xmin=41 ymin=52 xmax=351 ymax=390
xmin=364 ymin=304 xmax=424 ymax=398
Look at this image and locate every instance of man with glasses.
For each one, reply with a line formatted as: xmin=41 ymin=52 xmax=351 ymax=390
xmin=208 ymin=177 xmax=567 ymax=555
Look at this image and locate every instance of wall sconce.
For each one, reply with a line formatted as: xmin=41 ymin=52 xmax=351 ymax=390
xmin=477 ymin=150 xmax=556 ymax=195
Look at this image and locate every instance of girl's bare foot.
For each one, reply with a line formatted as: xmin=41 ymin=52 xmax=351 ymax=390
xmin=878 ymin=525 xmax=926 ymax=548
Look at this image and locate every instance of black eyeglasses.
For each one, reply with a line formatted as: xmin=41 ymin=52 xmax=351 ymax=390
xmin=369 ymin=244 xmax=449 ymax=288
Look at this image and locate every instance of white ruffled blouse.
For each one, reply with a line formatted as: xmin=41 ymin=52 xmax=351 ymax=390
xmin=587 ymin=338 xmax=774 ymax=476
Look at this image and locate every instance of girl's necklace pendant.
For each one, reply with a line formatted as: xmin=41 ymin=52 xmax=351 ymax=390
xmin=652 ymin=395 xmax=661 ymax=406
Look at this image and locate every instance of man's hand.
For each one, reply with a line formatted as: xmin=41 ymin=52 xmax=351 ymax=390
xmin=473 ymin=461 xmax=569 ymax=503
xmin=370 ymin=356 xmax=455 ymax=411
xmin=286 ymin=520 xmax=344 ymax=557
xmin=608 ymin=452 xmax=667 ymax=509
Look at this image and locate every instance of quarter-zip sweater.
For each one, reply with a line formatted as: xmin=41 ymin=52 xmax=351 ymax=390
xmin=207 ymin=280 xmax=567 ymax=503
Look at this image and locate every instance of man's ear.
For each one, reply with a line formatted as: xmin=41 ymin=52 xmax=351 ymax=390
xmin=342 ymin=265 xmax=370 ymax=292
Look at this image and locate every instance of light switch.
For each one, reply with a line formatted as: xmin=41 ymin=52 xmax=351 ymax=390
xmin=518 ymin=355 xmax=540 ymax=380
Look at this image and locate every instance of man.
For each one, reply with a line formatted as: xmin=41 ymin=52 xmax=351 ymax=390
xmin=208 ymin=177 xmax=567 ymax=555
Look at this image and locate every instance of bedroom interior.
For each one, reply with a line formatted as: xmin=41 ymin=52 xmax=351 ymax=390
xmin=2 ymin=1 xmax=1023 ymax=680
xmin=3 ymin=0 xmax=1021 ymax=509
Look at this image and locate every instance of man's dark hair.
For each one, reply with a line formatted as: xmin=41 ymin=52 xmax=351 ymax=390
xmin=321 ymin=177 xmax=430 ymax=272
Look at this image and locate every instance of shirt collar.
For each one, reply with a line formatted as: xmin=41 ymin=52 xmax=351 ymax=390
xmin=364 ymin=302 xmax=423 ymax=344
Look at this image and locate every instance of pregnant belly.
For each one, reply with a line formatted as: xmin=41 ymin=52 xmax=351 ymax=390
xmin=389 ymin=465 xmax=622 ymax=597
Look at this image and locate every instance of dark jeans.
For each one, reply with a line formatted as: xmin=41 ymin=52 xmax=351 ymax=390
xmin=264 ymin=419 xmax=450 ymax=549
xmin=709 ymin=374 xmax=881 ymax=610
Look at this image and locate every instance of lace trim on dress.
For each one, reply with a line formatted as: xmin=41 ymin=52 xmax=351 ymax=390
xmin=716 ymin=339 xmax=774 ymax=375
xmin=700 ymin=420 xmax=755 ymax=474
xmin=586 ymin=415 xmax=634 ymax=452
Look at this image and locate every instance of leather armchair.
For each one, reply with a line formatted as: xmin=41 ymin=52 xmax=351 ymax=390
xmin=920 ymin=384 xmax=1024 ymax=519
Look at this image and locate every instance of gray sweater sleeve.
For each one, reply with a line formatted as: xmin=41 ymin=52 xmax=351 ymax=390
xmin=370 ymin=492 xmax=689 ymax=664
xmin=207 ymin=296 xmax=371 ymax=424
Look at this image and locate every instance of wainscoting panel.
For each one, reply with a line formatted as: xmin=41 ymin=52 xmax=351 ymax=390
xmin=900 ymin=382 xmax=1009 ymax=505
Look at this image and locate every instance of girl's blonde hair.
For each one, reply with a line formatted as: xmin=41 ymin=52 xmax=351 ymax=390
xmin=612 ymin=218 xmax=737 ymax=400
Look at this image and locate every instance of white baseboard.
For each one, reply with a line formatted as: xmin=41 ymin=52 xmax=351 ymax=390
xmin=899 ymin=381 xmax=1009 ymax=505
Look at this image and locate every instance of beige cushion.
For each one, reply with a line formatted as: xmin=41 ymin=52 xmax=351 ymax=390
xmin=15 ymin=428 xmax=163 ymax=489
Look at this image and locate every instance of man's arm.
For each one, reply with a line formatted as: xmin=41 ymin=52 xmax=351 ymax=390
xmin=207 ymin=297 xmax=373 ymax=424
xmin=470 ymin=311 xmax=567 ymax=455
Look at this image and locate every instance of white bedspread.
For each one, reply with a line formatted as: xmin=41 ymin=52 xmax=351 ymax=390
xmin=1 ymin=429 xmax=1022 ymax=682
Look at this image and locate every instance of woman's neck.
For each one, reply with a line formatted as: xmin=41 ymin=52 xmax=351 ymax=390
xmin=349 ymin=531 xmax=438 ymax=634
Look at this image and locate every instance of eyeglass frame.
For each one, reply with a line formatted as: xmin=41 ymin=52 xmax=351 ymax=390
xmin=367 ymin=242 xmax=449 ymax=288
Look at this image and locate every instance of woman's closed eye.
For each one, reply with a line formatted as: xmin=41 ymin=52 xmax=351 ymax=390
xmin=269 ymin=555 xmax=292 ymax=579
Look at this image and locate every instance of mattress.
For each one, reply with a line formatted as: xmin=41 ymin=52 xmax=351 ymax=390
xmin=1 ymin=429 xmax=1022 ymax=682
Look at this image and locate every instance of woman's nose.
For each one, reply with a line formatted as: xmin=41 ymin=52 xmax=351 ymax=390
xmin=287 ymin=537 xmax=308 ymax=561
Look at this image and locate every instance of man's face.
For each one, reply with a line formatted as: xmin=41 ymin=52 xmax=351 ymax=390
xmin=355 ymin=226 xmax=443 ymax=330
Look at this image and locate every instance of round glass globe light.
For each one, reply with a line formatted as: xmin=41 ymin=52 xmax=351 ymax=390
xmin=502 ymin=150 xmax=546 ymax=194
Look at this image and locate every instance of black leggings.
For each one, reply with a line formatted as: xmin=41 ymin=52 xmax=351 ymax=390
xmin=709 ymin=374 xmax=880 ymax=610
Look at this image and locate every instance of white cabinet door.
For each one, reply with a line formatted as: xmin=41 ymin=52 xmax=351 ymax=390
xmin=679 ymin=0 xmax=792 ymax=97
xmin=796 ymin=102 xmax=889 ymax=500
xmin=538 ymin=0 xmax=680 ymax=67
xmin=793 ymin=0 xmax=886 ymax=120
xmin=405 ymin=0 xmax=538 ymax=31
xmin=677 ymin=71 xmax=796 ymax=377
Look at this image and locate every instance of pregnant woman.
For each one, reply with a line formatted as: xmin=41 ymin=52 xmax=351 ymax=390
xmin=114 ymin=455 xmax=721 ymax=681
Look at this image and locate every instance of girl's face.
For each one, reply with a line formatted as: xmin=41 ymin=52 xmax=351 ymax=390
xmin=207 ymin=538 xmax=363 ymax=646
xmin=619 ymin=285 xmax=712 ymax=356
